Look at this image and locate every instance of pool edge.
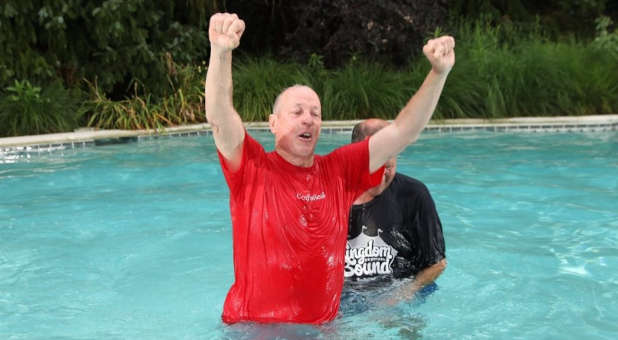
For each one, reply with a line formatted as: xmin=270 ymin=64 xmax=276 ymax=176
xmin=1 ymin=115 xmax=617 ymax=153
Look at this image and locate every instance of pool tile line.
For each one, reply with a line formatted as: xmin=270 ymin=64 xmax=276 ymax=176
xmin=1 ymin=116 xmax=616 ymax=155
xmin=315 ymin=124 xmax=616 ymax=134
xmin=1 ymin=141 xmax=96 ymax=154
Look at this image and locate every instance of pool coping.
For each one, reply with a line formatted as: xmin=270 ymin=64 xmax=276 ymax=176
xmin=1 ymin=114 xmax=616 ymax=154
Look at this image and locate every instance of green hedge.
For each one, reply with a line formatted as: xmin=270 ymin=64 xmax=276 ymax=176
xmin=0 ymin=0 xmax=212 ymax=97
xmin=1 ymin=9 xmax=616 ymax=136
xmin=230 ymin=20 xmax=618 ymax=121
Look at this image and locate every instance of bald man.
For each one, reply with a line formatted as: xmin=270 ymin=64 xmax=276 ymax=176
xmin=205 ymin=12 xmax=455 ymax=324
xmin=342 ymin=119 xmax=446 ymax=311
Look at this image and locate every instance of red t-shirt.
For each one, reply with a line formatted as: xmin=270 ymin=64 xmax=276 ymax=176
xmin=217 ymin=132 xmax=384 ymax=324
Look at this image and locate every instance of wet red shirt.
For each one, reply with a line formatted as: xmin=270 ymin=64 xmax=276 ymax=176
xmin=217 ymin=133 xmax=383 ymax=324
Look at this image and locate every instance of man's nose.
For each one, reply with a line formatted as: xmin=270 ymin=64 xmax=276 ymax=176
xmin=301 ymin=111 xmax=313 ymax=125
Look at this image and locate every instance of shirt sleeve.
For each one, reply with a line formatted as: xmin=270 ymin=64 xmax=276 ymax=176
xmin=406 ymin=181 xmax=446 ymax=275
xmin=329 ymin=138 xmax=384 ymax=198
xmin=216 ymin=131 xmax=265 ymax=196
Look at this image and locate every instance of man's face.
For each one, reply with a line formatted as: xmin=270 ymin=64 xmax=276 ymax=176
xmin=269 ymin=87 xmax=322 ymax=163
xmin=367 ymin=157 xmax=397 ymax=196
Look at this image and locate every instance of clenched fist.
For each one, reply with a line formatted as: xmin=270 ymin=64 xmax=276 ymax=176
xmin=423 ymin=36 xmax=455 ymax=75
xmin=209 ymin=13 xmax=245 ymax=52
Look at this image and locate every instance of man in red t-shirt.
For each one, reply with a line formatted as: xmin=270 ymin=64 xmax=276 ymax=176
xmin=205 ymin=12 xmax=455 ymax=324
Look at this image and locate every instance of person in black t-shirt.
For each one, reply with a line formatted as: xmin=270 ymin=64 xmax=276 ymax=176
xmin=343 ymin=118 xmax=446 ymax=308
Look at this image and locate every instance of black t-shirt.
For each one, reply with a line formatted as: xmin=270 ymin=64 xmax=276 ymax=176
xmin=345 ymin=173 xmax=445 ymax=284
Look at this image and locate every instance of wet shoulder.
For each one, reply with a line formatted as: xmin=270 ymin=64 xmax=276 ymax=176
xmin=390 ymin=173 xmax=431 ymax=199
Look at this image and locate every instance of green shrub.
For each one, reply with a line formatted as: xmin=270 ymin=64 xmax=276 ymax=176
xmin=84 ymin=55 xmax=206 ymax=129
xmin=0 ymin=80 xmax=84 ymax=137
xmin=432 ymin=19 xmax=618 ymax=118
xmin=12 ymin=17 xmax=615 ymax=135
xmin=232 ymin=57 xmax=312 ymax=121
xmin=593 ymin=16 xmax=618 ymax=58
xmin=321 ymin=59 xmax=409 ymax=120
xmin=84 ymin=61 xmax=207 ymax=130
xmin=0 ymin=0 xmax=214 ymax=98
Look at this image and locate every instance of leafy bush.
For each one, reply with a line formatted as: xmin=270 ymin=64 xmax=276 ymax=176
xmin=448 ymin=0 xmax=611 ymax=38
xmin=593 ymin=16 xmax=618 ymax=57
xmin=228 ymin=19 xmax=618 ymax=121
xmin=84 ymin=61 xmax=206 ymax=130
xmin=232 ymin=57 xmax=313 ymax=121
xmin=279 ymin=0 xmax=447 ymax=67
xmin=0 ymin=0 xmax=213 ymax=98
xmin=321 ymin=59 xmax=409 ymax=120
xmin=433 ymin=19 xmax=618 ymax=118
xmin=0 ymin=80 xmax=84 ymax=137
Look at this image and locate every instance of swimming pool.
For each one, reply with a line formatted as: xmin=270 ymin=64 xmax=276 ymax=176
xmin=1 ymin=130 xmax=616 ymax=339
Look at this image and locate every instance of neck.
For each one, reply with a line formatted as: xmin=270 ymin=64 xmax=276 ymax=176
xmin=275 ymin=148 xmax=314 ymax=167
xmin=353 ymin=191 xmax=377 ymax=205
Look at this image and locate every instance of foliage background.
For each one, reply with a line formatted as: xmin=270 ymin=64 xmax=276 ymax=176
xmin=1 ymin=0 xmax=617 ymax=136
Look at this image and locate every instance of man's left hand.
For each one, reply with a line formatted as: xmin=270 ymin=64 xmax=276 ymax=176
xmin=423 ymin=36 xmax=455 ymax=75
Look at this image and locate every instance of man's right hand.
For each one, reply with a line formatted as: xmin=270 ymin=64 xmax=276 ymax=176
xmin=209 ymin=13 xmax=245 ymax=52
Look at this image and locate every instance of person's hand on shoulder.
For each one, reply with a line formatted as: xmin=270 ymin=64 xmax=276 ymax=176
xmin=209 ymin=13 xmax=245 ymax=53
xmin=423 ymin=36 xmax=456 ymax=75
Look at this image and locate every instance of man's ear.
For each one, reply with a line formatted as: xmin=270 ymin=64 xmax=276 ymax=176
xmin=269 ymin=114 xmax=276 ymax=134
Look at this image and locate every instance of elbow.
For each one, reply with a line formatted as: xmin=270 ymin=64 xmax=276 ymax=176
xmin=205 ymin=112 xmax=217 ymax=130
xmin=204 ymin=94 xmax=219 ymax=121
xmin=205 ymin=110 xmax=222 ymax=134
xmin=435 ymin=258 xmax=447 ymax=274
xmin=392 ymin=122 xmax=420 ymax=148
xmin=408 ymin=134 xmax=419 ymax=146
xmin=205 ymin=97 xmax=213 ymax=122
xmin=205 ymin=97 xmax=233 ymax=128
xmin=205 ymin=111 xmax=215 ymax=125
xmin=206 ymin=115 xmax=221 ymax=134
xmin=406 ymin=125 xmax=423 ymax=145
xmin=205 ymin=100 xmax=221 ymax=128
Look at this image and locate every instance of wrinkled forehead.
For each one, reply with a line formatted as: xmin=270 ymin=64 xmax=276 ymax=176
xmin=278 ymin=86 xmax=321 ymax=112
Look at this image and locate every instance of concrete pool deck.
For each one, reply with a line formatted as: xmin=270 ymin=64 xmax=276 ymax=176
xmin=1 ymin=115 xmax=616 ymax=153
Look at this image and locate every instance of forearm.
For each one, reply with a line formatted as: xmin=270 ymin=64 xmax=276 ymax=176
xmin=205 ymin=48 xmax=244 ymax=159
xmin=386 ymin=259 xmax=447 ymax=305
xmin=369 ymin=70 xmax=449 ymax=171
xmin=411 ymin=258 xmax=447 ymax=290
xmin=206 ymin=49 xmax=235 ymax=127
xmin=393 ymin=70 xmax=448 ymax=145
xmin=368 ymin=36 xmax=454 ymax=172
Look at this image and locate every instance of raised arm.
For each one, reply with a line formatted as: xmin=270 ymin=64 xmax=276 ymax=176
xmin=205 ymin=13 xmax=246 ymax=170
xmin=369 ymin=36 xmax=455 ymax=172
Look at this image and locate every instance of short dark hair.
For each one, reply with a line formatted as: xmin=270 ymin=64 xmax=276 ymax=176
xmin=351 ymin=122 xmax=368 ymax=143
xmin=351 ymin=120 xmax=389 ymax=143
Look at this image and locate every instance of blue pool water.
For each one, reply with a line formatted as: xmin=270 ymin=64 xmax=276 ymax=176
xmin=1 ymin=130 xmax=617 ymax=339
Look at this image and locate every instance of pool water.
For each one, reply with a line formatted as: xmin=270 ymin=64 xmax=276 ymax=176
xmin=1 ymin=131 xmax=617 ymax=339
